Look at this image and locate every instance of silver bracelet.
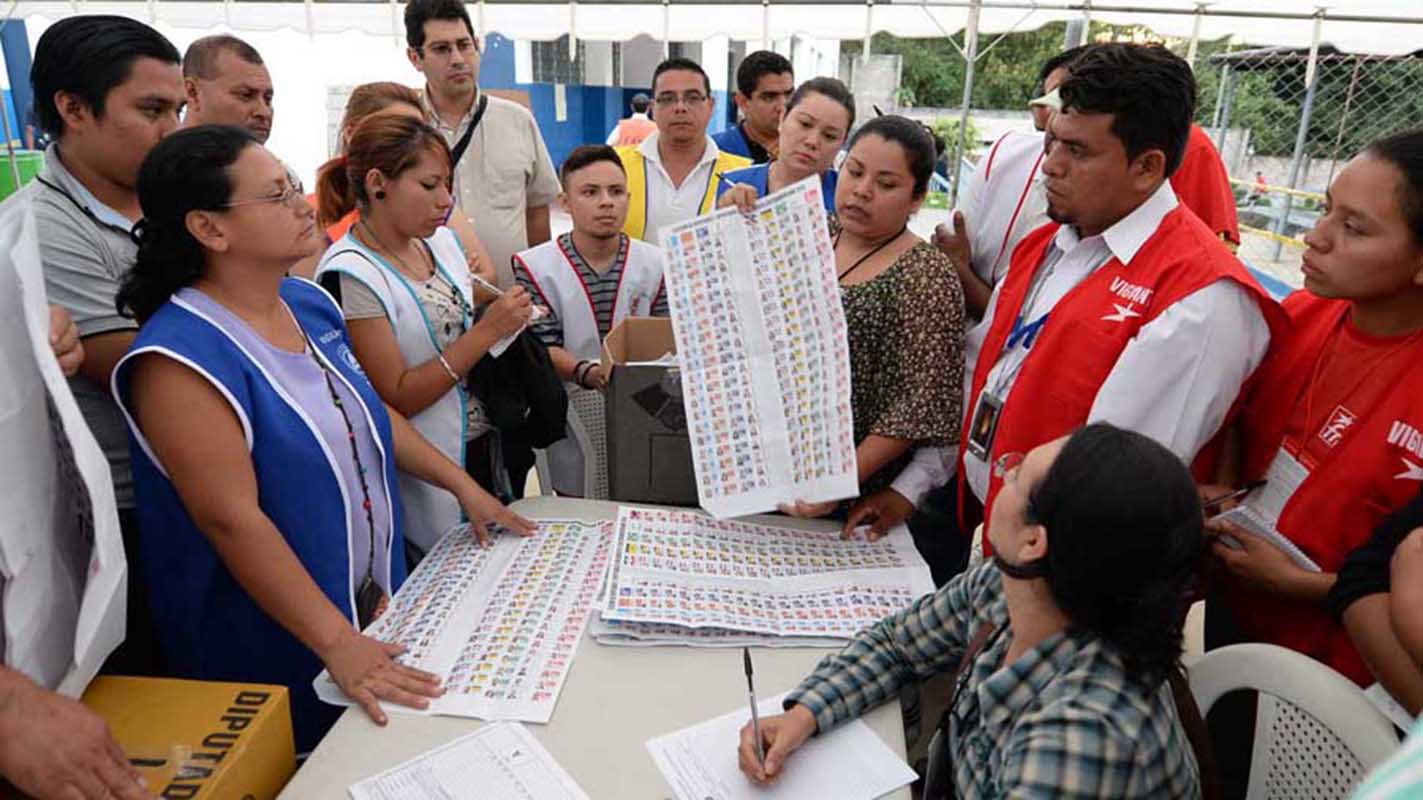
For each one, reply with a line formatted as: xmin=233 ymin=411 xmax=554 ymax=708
xmin=436 ymin=353 xmax=460 ymax=385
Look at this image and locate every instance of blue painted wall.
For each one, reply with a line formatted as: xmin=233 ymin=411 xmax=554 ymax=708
xmin=481 ymin=33 xmax=731 ymax=170
xmin=0 ymin=20 xmax=34 ymax=148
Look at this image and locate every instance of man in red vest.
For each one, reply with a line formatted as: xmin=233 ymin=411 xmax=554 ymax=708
xmin=848 ymin=43 xmax=1283 ymax=551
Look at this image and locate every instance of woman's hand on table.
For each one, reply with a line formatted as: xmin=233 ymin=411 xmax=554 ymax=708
xmin=458 ymin=487 xmax=537 ymax=546
xmin=320 ymin=629 xmax=443 ymax=725
xmin=841 ymin=489 xmax=914 ymax=541
xmin=778 ymin=499 xmax=838 ymax=519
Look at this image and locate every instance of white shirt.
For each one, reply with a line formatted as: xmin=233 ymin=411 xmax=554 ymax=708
xmin=423 ymin=90 xmax=561 ymax=288
xmin=636 ymin=131 xmax=723 ymax=246
xmin=956 ymin=130 xmax=1049 ymax=291
xmin=606 ymin=112 xmax=652 ymax=145
xmin=890 ymin=181 xmax=1271 ymax=506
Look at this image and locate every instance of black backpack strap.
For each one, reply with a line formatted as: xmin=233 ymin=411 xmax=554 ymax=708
xmin=449 ymin=95 xmax=490 ymax=168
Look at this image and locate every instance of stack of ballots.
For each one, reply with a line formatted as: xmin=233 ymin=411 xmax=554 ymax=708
xmin=593 ymin=507 xmax=935 ymax=647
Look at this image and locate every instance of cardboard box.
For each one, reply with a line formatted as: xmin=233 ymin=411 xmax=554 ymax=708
xmin=601 ymin=317 xmax=699 ymax=505
xmin=81 ymin=676 xmax=295 ymax=800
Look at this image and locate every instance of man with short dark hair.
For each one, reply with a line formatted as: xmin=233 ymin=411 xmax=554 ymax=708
xmin=4 ymin=13 xmax=184 ymax=797
xmin=405 ymin=0 xmax=559 ymax=289
xmin=615 ymin=58 xmax=750 ymax=244
xmin=25 ymin=14 xmax=183 ymax=678
xmin=855 ymin=44 xmax=1283 ymax=554
xmin=181 ymin=34 xmax=273 ymax=143
xmin=712 ymin=50 xmax=793 ymax=164
xmin=513 ymin=145 xmax=667 ymax=495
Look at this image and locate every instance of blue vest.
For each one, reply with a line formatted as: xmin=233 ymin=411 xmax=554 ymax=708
xmin=711 ymin=124 xmax=769 ymax=163
xmin=114 ymin=278 xmax=407 ymax=752
xmin=716 ymin=163 xmax=840 ymax=214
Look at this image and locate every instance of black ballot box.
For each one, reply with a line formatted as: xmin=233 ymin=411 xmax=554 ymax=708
xmin=600 ymin=317 xmax=699 ymax=505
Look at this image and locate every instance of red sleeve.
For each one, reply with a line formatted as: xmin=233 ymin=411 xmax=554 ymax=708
xmin=1171 ymin=126 xmax=1240 ymax=245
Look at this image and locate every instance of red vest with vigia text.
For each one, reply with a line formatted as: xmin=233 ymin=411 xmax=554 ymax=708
xmin=1229 ymin=293 xmax=1423 ymax=686
xmin=959 ymin=206 xmax=1283 ymax=533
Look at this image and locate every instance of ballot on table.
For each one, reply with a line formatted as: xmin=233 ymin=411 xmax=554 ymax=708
xmin=646 ymin=691 xmax=916 ymax=800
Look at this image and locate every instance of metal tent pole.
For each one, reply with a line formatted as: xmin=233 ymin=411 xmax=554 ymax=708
xmin=950 ymin=0 xmax=979 ymax=206
xmin=1274 ymin=11 xmax=1323 ymax=261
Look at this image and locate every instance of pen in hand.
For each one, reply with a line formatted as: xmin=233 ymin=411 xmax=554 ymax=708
xmin=744 ymin=646 xmax=764 ymax=767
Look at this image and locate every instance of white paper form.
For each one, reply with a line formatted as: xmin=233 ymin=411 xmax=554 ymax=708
xmin=0 ymin=192 xmax=126 ymax=697
xmin=646 ymin=692 xmax=916 ymax=800
xmin=349 ymin=721 xmax=589 ymax=800
xmin=660 ymin=176 xmax=857 ymax=518
xmin=600 ymin=508 xmax=934 ymax=638
xmin=316 ymin=519 xmax=613 ymax=722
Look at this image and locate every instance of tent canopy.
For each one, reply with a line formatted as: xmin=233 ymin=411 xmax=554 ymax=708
xmin=11 ymin=0 xmax=1423 ymax=54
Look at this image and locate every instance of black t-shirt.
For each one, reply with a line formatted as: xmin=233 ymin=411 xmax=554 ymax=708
xmin=1327 ymin=486 xmax=1423 ymax=619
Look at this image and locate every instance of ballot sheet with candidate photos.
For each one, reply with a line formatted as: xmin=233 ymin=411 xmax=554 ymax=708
xmin=315 ymin=519 xmax=612 ymax=723
xmin=660 ymin=176 xmax=857 ymax=518
xmin=599 ymin=507 xmax=934 ymax=641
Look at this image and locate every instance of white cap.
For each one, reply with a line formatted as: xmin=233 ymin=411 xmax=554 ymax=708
xmin=1028 ymin=87 xmax=1062 ymax=111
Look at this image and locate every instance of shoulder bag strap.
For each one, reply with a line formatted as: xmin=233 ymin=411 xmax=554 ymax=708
xmin=449 ymin=95 xmax=490 ymax=168
xmin=1168 ymin=666 xmax=1224 ymax=800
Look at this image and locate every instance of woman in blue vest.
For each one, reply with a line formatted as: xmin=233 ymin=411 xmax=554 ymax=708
xmin=715 ymin=77 xmax=855 ymax=217
xmin=112 ymin=125 xmax=534 ymax=752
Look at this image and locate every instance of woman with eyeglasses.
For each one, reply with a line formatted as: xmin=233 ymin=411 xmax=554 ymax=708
xmin=112 ymin=125 xmax=534 ymax=752
xmin=715 ymin=77 xmax=855 ymax=216
xmin=782 ymin=116 xmax=965 ymax=519
xmin=314 ymin=115 xmax=534 ymax=554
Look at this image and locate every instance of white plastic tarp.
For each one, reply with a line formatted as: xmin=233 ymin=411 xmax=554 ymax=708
xmin=9 ymin=0 xmax=1423 ymax=53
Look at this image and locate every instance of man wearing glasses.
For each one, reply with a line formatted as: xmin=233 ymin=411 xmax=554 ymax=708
xmin=405 ymin=0 xmax=559 ymax=290
xmin=616 ymin=58 xmax=751 ymax=244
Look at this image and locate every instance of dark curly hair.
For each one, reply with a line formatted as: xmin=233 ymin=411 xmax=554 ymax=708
xmin=116 ymin=125 xmax=256 ymax=322
xmin=1057 ymin=43 xmax=1196 ymax=177
xmin=1025 ymin=423 xmax=1204 ymax=688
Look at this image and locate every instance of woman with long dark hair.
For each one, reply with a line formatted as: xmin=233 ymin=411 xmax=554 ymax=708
xmin=112 ymin=125 xmax=533 ymax=751
xmin=741 ymin=423 xmax=1204 ymax=798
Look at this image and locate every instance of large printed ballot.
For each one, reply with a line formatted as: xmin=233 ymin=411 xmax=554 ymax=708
xmin=315 ymin=520 xmax=612 ymax=723
xmin=599 ymin=507 xmax=934 ymax=643
xmin=0 ymin=192 xmax=127 ymax=698
xmin=660 ymin=176 xmax=857 ymax=518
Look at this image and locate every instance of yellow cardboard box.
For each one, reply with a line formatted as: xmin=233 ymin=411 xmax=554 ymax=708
xmin=82 ymin=676 xmax=295 ymax=800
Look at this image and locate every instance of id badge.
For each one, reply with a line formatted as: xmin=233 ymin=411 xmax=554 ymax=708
xmin=967 ymin=392 xmax=1004 ymax=461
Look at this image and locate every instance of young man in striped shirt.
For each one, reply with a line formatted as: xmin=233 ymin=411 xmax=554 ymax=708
xmin=512 ymin=145 xmax=669 ymax=494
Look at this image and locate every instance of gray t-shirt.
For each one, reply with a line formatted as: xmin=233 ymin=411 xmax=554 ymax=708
xmin=26 ymin=145 xmax=140 ymax=508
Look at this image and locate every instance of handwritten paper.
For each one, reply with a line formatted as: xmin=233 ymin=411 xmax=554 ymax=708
xmin=646 ymin=691 xmax=916 ymax=800
xmin=660 ymin=176 xmax=857 ymax=518
xmin=349 ymin=722 xmax=589 ymax=800
xmin=316 ymin=520 xmax=612 ymax=722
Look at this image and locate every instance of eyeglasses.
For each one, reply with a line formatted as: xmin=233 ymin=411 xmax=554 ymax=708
xmin=993 ymin=452 xmax=1025 ymax=479
xmin=223 ymin=170 xmax=307 ymax=210
xmin=654 ymin=92 xmax=708 ymax=109
xmin=424 ymin=39 xmax=478 ymax=58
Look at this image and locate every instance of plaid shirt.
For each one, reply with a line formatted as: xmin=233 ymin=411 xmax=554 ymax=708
xmin=786 ymin=562 xmax=1200 ymax=799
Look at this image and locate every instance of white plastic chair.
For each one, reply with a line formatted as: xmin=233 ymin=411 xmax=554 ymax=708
xmin=1189 ymin=643 xmax=1401 ymax=799
xmin=533 ymin=385 xmax=609 ymax=500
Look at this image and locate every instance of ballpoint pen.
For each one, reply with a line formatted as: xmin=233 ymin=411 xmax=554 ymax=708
xmin=743 ymin=647 xmax=765 ymax=767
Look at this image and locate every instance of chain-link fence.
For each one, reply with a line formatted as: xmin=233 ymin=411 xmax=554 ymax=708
xmin=1178 ymin=46 xmax=1423 ymax=289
